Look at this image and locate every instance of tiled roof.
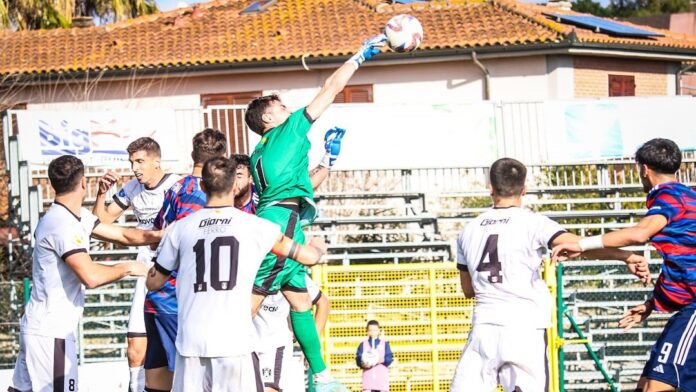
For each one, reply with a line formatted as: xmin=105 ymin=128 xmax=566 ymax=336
xmin=500 ymin=0 xmax=696 ymax=50
xmin=0 ymin=0 xmax=695 ymax=76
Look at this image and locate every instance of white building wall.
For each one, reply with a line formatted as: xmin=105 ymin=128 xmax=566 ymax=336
xmin=546 ymin=55 xmax=575 ymax=100
xmin=20 ymin=56 xmax=556 ymax=112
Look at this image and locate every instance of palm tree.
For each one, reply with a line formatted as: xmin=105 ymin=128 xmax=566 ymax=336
xmin=0 ymin=0 xmax=158 ymax=30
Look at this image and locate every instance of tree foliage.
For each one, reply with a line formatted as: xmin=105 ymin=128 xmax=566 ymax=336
xmin=573 ymin=0 xmax=692 ymax=18
xmin=0 ymin=0 xmax=157 ymax=30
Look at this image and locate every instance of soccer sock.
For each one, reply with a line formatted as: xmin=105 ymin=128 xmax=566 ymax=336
xmin=129 ymin=366 xmax=145 ymax=392
xmin=290 ymin=310 xmax=328 ymax=374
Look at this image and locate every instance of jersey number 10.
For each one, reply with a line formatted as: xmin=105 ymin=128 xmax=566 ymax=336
xmin=192 ymin=236 xmax=239 ymax=293
xmin=477 ymin=234 xmax=503 ymax=283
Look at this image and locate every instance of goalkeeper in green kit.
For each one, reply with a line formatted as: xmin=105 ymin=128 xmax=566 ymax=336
xmin=245 ymin=33 xmax=388 ymax=392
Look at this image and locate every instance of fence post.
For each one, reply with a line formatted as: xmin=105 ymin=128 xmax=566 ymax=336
xmin=22 ymin=277 xmax=30 ymax=304
xmin=557 ymin=263 xmax=565 ymax=392
xmin=544 ymin=257 xmax=559 ymax=392
xmin=429 ymin=265 xmax=440 ymax=392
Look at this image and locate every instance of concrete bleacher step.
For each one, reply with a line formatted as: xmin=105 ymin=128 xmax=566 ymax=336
xmin=314 ymin=214 xmax=438 ymax=227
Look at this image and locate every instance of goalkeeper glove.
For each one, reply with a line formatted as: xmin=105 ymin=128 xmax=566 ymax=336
xmin=346 ymin=34 xmax=388 ymax=69
xmin=319 ymin=127 xmax=346 ymax=169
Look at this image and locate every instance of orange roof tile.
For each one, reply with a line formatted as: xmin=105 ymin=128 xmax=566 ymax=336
xmin=0 ymin=0 xmax=695 ymax=76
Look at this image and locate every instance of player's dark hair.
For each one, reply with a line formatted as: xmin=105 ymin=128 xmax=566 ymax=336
xmin=48 ymin=155 xmax=84 ymax=195
xmin=245 ymin=94 xmax=281 ymax=136
xmin=192 ymin=128 xmax=227 ymax=165
xmin=366 ymin=320 xmax=380 ymax=329
xmin=127 ymin=137 xmax=161 ymax=157
xmin=202 ymin=156 xmax=239 ymax=197
xmin=232 ymin=154 xmax=251 ymax=170
xmin=635 ymin=138 xmax=682 ymax=175
xmin=489 ymin=158 xmax=527 ymax=197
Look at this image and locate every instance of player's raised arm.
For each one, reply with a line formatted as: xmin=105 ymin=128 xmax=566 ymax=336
xmin=92 ymin=222 xmax=165 ymax=247
xmin=309 ymin=127 xmax=347 ymax=189
xmin=550 ymin=231 xmax=651 ymax=284
xmin=305 ymin=35 xmax=387 ymax=120
xmin=92 ymin=171 xmax=126 ymax=224
xmin=552 ymin=215 xmax=668 ymax=260
xmin=65 ymin=251 xmax=148 ymax=289
xmin=271 ymin=235 xmax=327 ymax=266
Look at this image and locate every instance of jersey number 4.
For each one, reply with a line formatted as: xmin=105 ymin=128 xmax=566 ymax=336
xmin=477 ymin=234 xmax=503 ymax=283
xmin=192 ymin=236 xmax=239 ymax=293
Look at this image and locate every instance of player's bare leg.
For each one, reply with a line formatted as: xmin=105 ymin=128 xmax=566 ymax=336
xmin=283 ymin=289 xmax=312 ymax=312
xmin=252 ymin=292 xmax=266 ymax=316
xmin=282 ymin=289 xmax=347 ymax=392
xmin=127 ymin=337 xmax=147 ymax=392
xmin=145 ymin=367 xmax=172 ymax=391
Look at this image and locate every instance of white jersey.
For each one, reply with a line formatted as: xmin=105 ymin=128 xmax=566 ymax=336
xmin=21 ymin=203 xmax=99 ymax=340
xmin=113 ymin=173 xmax=181 ymax=261
xmin=456 ymin=207 xmax=565 ymax=329
xmin=253 ymin=274 xmax=322 ymax=352
xmin=155 ymin=206 xmax=281 ymax=358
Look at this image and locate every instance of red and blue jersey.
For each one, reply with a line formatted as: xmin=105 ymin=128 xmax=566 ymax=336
xmin=647 ymin=182 xmax=696 ymax=313
xmin=145 ymin=175 xmax=207 ymax=315
xmin=238 ymin=185 xmax=258 ymax=215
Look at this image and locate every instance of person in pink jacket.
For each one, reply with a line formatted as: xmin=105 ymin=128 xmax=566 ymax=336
xmin=356 ymin=320 xmax=393 ymax=392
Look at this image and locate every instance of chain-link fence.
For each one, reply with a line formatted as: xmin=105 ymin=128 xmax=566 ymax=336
xmin=0 ymin=280 xmax=27 ymax=369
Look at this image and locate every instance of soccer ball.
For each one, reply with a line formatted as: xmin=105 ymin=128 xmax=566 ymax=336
xmin=384 ymin=14 xmax=424 ymax=53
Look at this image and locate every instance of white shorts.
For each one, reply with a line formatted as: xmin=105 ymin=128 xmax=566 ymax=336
xmin=10 ymin=334 xmax=78 ymax=392
xmin=450 ymin=325 xmax=548 ymax=392
xmin=257 ymin=345 xmax=305 ymax=392
xmin=127 ymin=276 xmax=147 ymax=336
xmin=172 ymin=352 xmax=264 ymax=392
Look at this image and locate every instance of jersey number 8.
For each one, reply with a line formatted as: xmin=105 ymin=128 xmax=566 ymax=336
xmin=193 ymin=236 xmax=240 ymax=293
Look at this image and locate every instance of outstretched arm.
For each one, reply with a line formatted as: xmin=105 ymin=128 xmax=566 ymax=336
xmin=65 ymin=252 xmax=148 ymax=289
xmin=305 ymin=35 xmax=387 ymax=120
xmin=92 ymin=223 xmax=164 ymax=246
xmin=551 ymin=232 xmax=651 ymax=284
xmin=271 ymin=235 xmax=327 ymax=266
xmin=551 ymin=215 xmax=667 ymax=259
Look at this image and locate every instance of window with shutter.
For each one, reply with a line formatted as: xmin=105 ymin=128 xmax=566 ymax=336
xmin=333 ymin=85 xmax=373 ymax=103
xmin=608 ymin=75 xmax=635 ymax=97
xmin=201 ymin=92 xmax=261 ymax=155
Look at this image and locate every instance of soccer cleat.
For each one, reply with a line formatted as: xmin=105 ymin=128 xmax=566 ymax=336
xmin=315 ymin=379 xmax=349 ymax=392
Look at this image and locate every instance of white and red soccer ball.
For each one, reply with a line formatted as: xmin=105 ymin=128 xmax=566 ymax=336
xmin=384 ymin=14 xmax=424 ymax=53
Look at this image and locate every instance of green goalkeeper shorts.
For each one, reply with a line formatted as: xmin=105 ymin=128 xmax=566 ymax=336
xmin=253 ymin=204 xmax=308 ymax=295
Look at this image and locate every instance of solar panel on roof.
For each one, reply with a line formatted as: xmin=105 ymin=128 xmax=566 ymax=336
xmin=394 ymin=0 xmax=428 ymax=4
xmin=240 ymin=0 xmax=277 ymax=14
xmin=544 ymin=13 xmax=665 ymax=38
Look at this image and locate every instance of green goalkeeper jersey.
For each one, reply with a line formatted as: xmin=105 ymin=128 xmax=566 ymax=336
xmin=250 ymin=107 xmax=317 ymax=226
